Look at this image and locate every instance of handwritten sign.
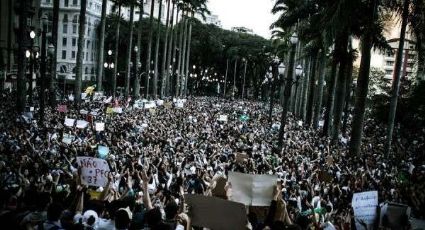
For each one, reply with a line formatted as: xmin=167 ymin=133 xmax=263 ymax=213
xmin=64 ymin=118 xmax=75 ymax=127
xmin=77 ymin=157 xmax=110 ymax=187
xmin=76 ymin=120 xmax=89 ymax=129
xmin=228 ymin=172 xmax=277 ymax=206
xmin=62 ymin=134 xmax=74 ymax=144
xmin=184 ymin=194 xmax=247 ymax=230
xmin=352 ymin=191 xmax=378 ymax=230
xmin=95 ymin=122 xmax=105 ymax=131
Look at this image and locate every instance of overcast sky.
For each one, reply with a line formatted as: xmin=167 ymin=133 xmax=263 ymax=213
xmin=207 ymin=0 xmax=277 ymax=39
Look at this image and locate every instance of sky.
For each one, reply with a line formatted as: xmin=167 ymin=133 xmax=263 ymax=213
xmin=207 ymin=0 xmax=277 ymax=39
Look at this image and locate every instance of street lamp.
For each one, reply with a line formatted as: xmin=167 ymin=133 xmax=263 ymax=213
xmin=242 ymin=58 xmax=248 ymax=100
xmin=268 ymin=57 xmax=281 ymax=125
xmin=278 ymin=32 xmax=300 ymax=149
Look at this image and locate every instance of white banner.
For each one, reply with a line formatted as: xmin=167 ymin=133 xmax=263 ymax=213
xmin=76 ymin=120 xmax=89 ymax=129
xmin=352 ymin=191 xmax=378 ymax=230
xmin=95 ymin=122 xmax=105 ymax=131
xmin=218 ymin=115 xmax=228 ymax=122
xmin=77 ymin=157 xmax=110 ymax=187
xmin=228 ymin=172 xmax=277 ymax=206
xmin=64 ymin=118 xmax=75 ymax=127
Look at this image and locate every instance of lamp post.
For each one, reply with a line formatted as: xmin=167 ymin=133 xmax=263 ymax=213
xmin=224 ymin=59 xmax=229 ymax=98
xmin=39 ymin=15 xmax=49 ymax=125
xmin=293 ymin=64 xmax=304 ymax=116
xmin=278 ymin=32 xmax=300 ymax=149
xmin=104 ymin=49 xmax=114 ymax=96
xmin=27 ymin=30 xmax=39 ymax=105
xmin=268 ymin=58 xmax=284 ymax=126
xmin=232 ymin=58 xmax=238 ymax=99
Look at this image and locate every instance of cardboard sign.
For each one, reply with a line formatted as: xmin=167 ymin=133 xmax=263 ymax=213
xmin=379 ymin=202 xmax=411 ymax=229
xmin=184 ymin=194 xmax=247 ymax=230
xmin=352 ymin=191 xmax=378 ymax=230
xmin=57 ymin=105 xmax=68 ymax=113
xmin=64 ymin=118 xmax=75 ymax=127
xmin=76 ymin=120 xmax=89 ymax=129
xmin=228 ymin=172 xmax=277 ymax=206
xmin=77 ymin=157 xmax=110 ymax=187
xmin=62 ymin=134 xmax=74 ymax=144
xmin=218 ymin=115 xmax=228 ymax=122
xmin=95 ymin=122 xmax=105 ymax=131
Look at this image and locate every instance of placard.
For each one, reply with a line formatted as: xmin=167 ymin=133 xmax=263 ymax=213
xmin=80 ymin=109 xmax=88 ymax=115
xmin=97 ymin=146 xmax=109 ymax=159
xmin=228 ymin=172 xmax=277 ymax=206
xmin=62 ymin=133 xmax=74 ymax=144
xmin=352 ymin=191 xmax=378 ymax=230
xmin=379 ymin=202 xmax=411 ymax=229
xmin=95 ymin=122 xmax=105 ymax=131
xmin=64 ymin=118 xmax=75 ymax=127
xmin=218 ymin=115 xmax=228 ymax=122
xmin=156 ymin=100 xmax=164 ymax=106
xmin=184 ymin=194 xmax=247 ymax=230
xmin=77 ymin=157 xmax=110 ymax=187
xmin=76 ymin=120 xmax=89 ymax=129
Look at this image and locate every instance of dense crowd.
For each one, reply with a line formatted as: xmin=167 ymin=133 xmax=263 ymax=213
xmin=0 ymin=91 xmax=424 ymax=230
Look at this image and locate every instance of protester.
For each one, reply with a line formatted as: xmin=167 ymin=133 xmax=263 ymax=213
xmin=0 ymin=90 xmax=424 ymax=230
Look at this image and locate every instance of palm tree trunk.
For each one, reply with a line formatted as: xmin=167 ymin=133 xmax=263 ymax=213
xmin=160 ymin=0 xmax=171 ymax=98
xmin=153 ymin=0 xmax=163 ymax=99
xmin=313 ymin=50 xmax=326 ymax=129
xmin=112 ymin=4 xmax=121 ymax=98
xmin=145 ymin=0 xmax=156 ymax=98
xmin=176 ymin=11 xmax=185 ymax=96
xmin=133 ymin=0 xmax=144 ymax=98
xmin=75 ymin=0 xmax=87 ymax=104
xmin=342 ymin=51 xmax=354 ymax=135
xmin=385 ymin=0 xmax=410 ymax=156
xmin=305 ymin=50 xmax=318 ymax=126
xmin=184 ymin=13 xmax=193 ymax=97
xmin=301 ymin=57 xmax=311 ymax=120
xmin=417 ymin=36 xmax=425 ymax=81
xmin=296 ymin=57 xmax=306 ymax=116
xmin=97 ymin=0 xmax=107 ymax=92
xmin=331 ymin=32 xmax=349 ymax=144
xmin=165 ymin=2 xmax=177 ymax=96
xmin=323 ymin=56 xmax=338 ymax=136
xmin=50 ymin=0 xmax=59 ymax=106
xmin=124 ymin=4 xmax=135 ymax=98
xmin=179 ymin=14 xmax=189 ymax=96
xmin=16 ymin=0 xmax=29 ymax=112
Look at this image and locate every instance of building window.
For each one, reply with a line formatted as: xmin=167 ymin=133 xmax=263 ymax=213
xmin=64 ymin=0 xmax=69 ymax=7
xmin=85 ymin=67 xmax=89 ymax=74
xmin=72 ymin=24 xmax=77 ymax=34
xmin=62 ymin=37 xmax=67 ymax=46
xmin=72 ymin=51 xmax=76 ymax=59
xmin=87 ymin=40 xmax=90 ymax=49
xmin=86 ymin=52 xmax=89 ymax=61
xmin=62 ymin=50 xmax=67 ymax=59
xmin=386 ymin=70 xmax=392 ymax=75
xmin=63 ymin=23 xmax=68 ymax=33
xmin=73 ymin=0 xmax=78 ymax=6
xmin=386 ymin=61 xmax=394 ymax=66
xmin=72 ymin=38 xmax=76 ymax=46
xmin=46 ymin=0 xmax=51 ymax=3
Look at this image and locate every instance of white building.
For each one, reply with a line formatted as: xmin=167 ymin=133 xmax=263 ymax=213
xmin=40 ymin=0 xmax=103 ymax=85
xmin=197 ymin=14 xmax=222 ymax=27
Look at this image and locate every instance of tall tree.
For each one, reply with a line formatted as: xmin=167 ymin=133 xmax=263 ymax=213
xmin=165 ymin=1 xmax=178 ymax=96
xmin=111 ymin=1 xmax=122 ymax=97
xmin=74 ymin=0 xmax=88 ymax=104
xmin=97 ymin=0 xmax=108 ymax=92
xmin=313 ymin=49 xmax=326 ymax=129
xmin=175 ymin=10 xmax=186 ymax=96
xmin=153 ymin=0 xmax=163 ymax=98
xmin=145 ymin=0 xmax=156 ymax=98
xmin=305 ymin=49 xmax=318 ymax=126
xmin=323 ymin=53 xmax=338 ymax=136
xmin=124 ymin=2 xmax=135 ymax=97
xmin=133 ymin=0 xmax=144 ymax=98
xmin=384 ymin=0 xmax=410 ymax=156
xmin=160 ymin=0 xmax=172 ymax=98
xmin=179 ymin=12 xmax=189 ymax=96
xmin=50 ymin=0 xmax=59 ymax=106
xmin=16 ymin=0 xmax=29 ymax=112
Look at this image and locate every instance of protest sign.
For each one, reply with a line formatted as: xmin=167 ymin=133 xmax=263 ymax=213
xmin=217 ymin=115 xmax=228 ymax=122
xmin=81 ymin=93 xmax=87 ymax=100
xmin=103 ymin=96 xmax=112 ymax=104
xmin=156 ymin=99 xmax=164 ymax=106
xmin=144 ymin=102 xmax=156 ymax=109
xmin=68 ymin=94 xmax=74 ymax=101
xmin=297 ymin=120 xmax=303 ymax=126
xmin=77 ymin=157 xmax=110 ymax=187
xmin=112 ymin=107 xmax=123 ymax=114
xmin=184 ymin=194 xmax=247 ymax=230
xmin=57 ymin=105 xmax=68 ymax=113
xmin=64 ymin=118 xmax=75 ymax=127
xmin=76 ymin=120 xmax=89 ymax=129
xmin=379 ymin=202 xmax=411 ymax=229
xmin=80 ymin=109 xmax=88 ymax=115
xmin=29 ymin=107 xmax=34 ymax=112
xmin=62 ymin=134 xmax=74 ymax=144
xmin=228 ymin=172 xmax=277 ymax=206
xmin=97 ymin=146 xmax=109 ymax=159
xmin=95 ymin=122 xmax=105 ymax=131
xmin=352 ymin=191 xmax=378 ymax=230
xmin=176 ymin=102 xmax=184 ymax=108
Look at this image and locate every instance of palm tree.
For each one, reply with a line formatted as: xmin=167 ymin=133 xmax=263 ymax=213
xmin=175 ymin=9 xmax=186 ymax=96
xmin=16 ymin=0 xmax=29 ymax=112
xmin=165 ymin=0 xmax=178 ymax=96
xmin=179 ymin=12 xmax=189 ymax=96
xmin=97 ymin=0 xmax=108 ymax=92
xmin=75 ymin=0 xmax=88 ymax=104
xmin=133 ymin=0 xmax=144 ymax=98
xmin=145 ymin=0 xmax=156 ymax=98
xmin=124 ymin=1 xmax=136 ymax=97
xmin=312 ymin=49 xmax=326 ymax=129
xmin=153 ymin=0 xmax=163 ymax=99
xmin=50 ymin=0 xmax=59 ymax=107
xmin=111 ymin=0 xmax=123 ymax=98
xmin=305 ymin=49 xmax=318 ymax=126
xmin=160 ymin=0 xmax=172 ymax=98
xmin=322 ymin=53 xmax=338 ymax=136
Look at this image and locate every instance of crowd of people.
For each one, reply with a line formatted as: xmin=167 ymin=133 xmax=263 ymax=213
xmin=0 ymin=91 xmax=424 ymax=230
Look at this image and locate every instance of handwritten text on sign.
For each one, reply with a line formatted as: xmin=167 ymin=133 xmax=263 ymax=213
xmin=77 ymin=157 xmax=110 ymax=187
xmin=352 ymin=191 xmax=378 ymax=230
